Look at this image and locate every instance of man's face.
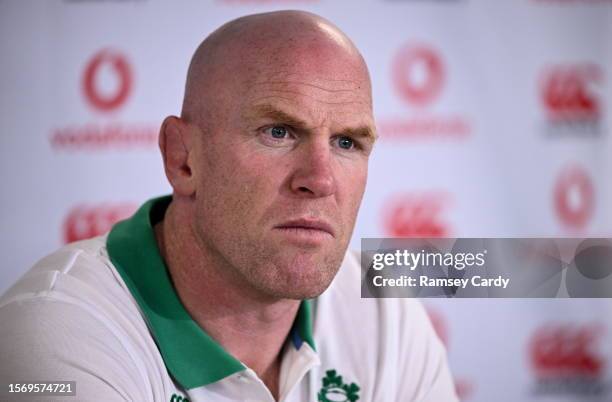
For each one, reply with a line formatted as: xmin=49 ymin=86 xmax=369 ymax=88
xmin=190 ymin=47 xmax=375 ymax=300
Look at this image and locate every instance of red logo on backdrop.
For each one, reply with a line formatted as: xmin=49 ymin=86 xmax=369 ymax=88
xmin=540 ymin=63 xmax=604 ymax=137
xmin=531 ymin=324 xmax=605 ymax=377
xmin=383 ymin=193 xmax=451 ymax=237
xmin=379 ymin=43 xmax=471 ymax=140
xmin=554 ymin=165 xmax=594 ymax=230
xmin=541 ymin=64 xmax=602 ymax=122
xmin=63 ymin=203 xmax=137 ymax=243
xmin=83 ymin=49 xmax=132 ymax=112
xmin=528 ymin=323 xmax=608 ymax=396
xmin=425 ymin=306 xmax=474 ymax=400
xmin=50 ymin=48 xmax=158 ymax=151
xmin=393 ymin=45 xmax=444 ymax=107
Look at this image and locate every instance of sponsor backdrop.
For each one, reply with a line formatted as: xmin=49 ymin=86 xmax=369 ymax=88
xmin=1 ymin=0 xmax=611 ymax=401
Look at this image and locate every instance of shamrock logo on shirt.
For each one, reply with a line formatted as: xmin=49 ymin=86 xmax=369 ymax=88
xmin=317 ymin=369 xmax=360 ymax=402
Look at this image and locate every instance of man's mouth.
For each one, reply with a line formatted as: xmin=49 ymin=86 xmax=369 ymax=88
xmin=273 ymin=218 xmax=335 ymax=241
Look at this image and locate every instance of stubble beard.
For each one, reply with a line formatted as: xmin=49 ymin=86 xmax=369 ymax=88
xmin=231 ymin=237 xmax=349 ymax=301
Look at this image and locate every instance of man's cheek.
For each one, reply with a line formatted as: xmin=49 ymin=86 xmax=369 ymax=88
xmin=342 ymin=172 xmax=367 ymax=204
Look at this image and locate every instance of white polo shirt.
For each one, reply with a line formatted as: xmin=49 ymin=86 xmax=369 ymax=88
xmin=0 ymin=196 xmax=458 ymax=402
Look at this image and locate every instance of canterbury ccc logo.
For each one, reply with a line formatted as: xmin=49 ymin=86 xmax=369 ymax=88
xmin=63 ymin=203 xmax=136 ymax=243
xmin=541 ymin=64 xmax=602 ymax=121
xmin=393 ymin=44 xmax=445 ymax=107
xmin=170 ymin=393 xmax=190 ymax=402
xmin=384 ymin=193 xmax=450 ymax=237
xmin=530 ymin=324 xmax=604 ymax=377
xmin=82 ymin=49 xmax=132 ymax=112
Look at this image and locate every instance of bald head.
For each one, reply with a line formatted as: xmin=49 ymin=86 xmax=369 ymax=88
xmin=181 ymin=10 xmax=372 ymax=129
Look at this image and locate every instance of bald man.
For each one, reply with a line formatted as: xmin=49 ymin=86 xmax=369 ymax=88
xmin=0 ymin=11 xmax=457 ymax=402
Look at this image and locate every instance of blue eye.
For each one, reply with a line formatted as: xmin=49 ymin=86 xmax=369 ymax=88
xmin=270 ymin=126 xmax=288 ymax=139
xmin=338 ymin=136 xmax=354 ymax=150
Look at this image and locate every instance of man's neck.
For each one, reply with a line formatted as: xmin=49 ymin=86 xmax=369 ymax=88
xmin=154 ymin=200 xmax=300 ymax=400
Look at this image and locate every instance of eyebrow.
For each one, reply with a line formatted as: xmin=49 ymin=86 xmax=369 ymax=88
xmin=247 ymin=103 xmax=378 ymax=143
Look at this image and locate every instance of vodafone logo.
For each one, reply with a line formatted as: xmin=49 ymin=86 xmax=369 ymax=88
xmin=383 ymin=193 xmax=451 ymax=237
xmin=554 ymin=165 xmax=594 ymax=230
xmin=63 ymin=203 xmax=136 ymax=243
xmin=541 ymin=64 xmax=602 ymax=122
xmin=50 ymin=49 xmax=157 ymax=151
xmin=530 ymin=324 xmax=605 ymax=377
xmin=393 ymin=44 xmax=444 ymax=107
xmin=380 ymin=43 xmax=469 ymax=140
xmin=82 ymin=49 xmax=132 ymax=112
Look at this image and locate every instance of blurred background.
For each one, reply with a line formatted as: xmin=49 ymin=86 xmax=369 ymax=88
xmin=1 ymin=0 xmax=611 ymax=401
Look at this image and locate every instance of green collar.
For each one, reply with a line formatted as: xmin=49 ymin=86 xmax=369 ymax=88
xmin=106 ymin=195 xmax=315 ymax=389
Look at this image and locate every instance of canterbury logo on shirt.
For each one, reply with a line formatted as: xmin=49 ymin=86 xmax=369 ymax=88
xmin=170 ymin=393 xmax=190 ymax=402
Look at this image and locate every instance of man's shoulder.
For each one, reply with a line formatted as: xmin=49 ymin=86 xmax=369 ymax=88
xmin=0 ymin=236 xmax=165 ymax=400
xmin=0 ymin=235 xmax=129 ymax=310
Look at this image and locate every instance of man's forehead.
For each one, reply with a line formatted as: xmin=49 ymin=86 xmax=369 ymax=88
xmin=248 ymin=77 xmax=371 ymax=102
xmin=248 ymin=65 xmax=368 ymax=87
xmin=227 ymin=21 xmax=372 ymax=103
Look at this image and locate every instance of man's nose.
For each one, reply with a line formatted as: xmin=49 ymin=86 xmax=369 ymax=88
xmin=289 ymin=140 xmax=336 ymax=198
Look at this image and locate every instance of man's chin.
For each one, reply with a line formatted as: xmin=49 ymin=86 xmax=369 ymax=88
xmin=263 ymin=281 xmax=332 ymax=301
xmin=254 ymin=256 xmax=341 ymax=300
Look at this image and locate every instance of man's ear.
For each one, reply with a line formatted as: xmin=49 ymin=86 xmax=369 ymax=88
xmin=159 ymin=116 xmax=196 ymax=196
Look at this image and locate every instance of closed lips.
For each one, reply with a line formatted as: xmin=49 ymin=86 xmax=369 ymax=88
xmin=274 ymin=220 xmax=335 ymax=237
